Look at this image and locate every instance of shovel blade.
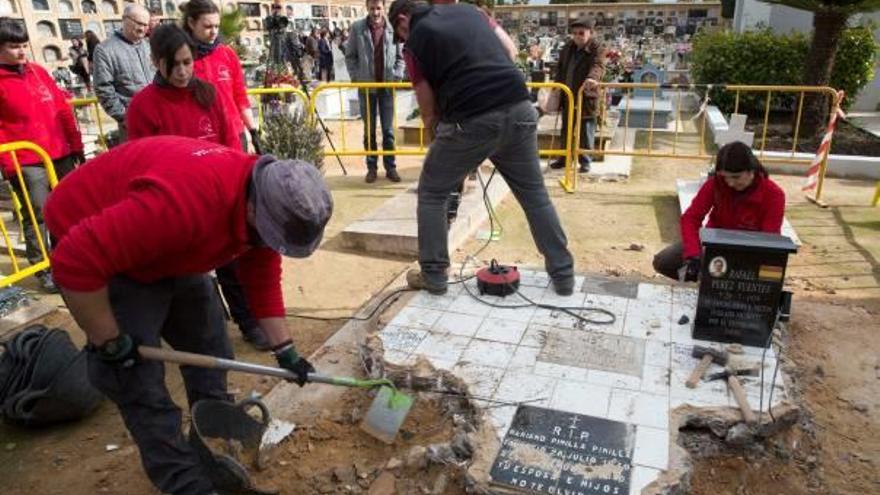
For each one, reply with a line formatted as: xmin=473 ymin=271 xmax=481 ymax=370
xmin=359 ymin=386 xmax=413 ymax=444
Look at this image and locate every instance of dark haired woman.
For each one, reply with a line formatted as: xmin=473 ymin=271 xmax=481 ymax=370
xmin=68 ymin=36 xmax=90 ymax=91
xmin=84 ymin=30 xmax=100 ymax=65
xmin=127 ymin=23 xmax=267 ymax=349
xmin=180 ymin=0 xmax=255 ymax=150
xmin=0 ymin=17 xmax=83 ymax=292
xmin=653 ymin=141 xmax=786 ymax=281
xmin=126 ymin=24 xmax=238 ymax=149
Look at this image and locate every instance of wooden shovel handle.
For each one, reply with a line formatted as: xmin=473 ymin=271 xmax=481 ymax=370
xmin=139 ymin=345 xmax=220 ymax=369
xmin=685 ymin=354 xmax=713 ymax=389
xmin=728 ymin=375 xmax=757 ymax=423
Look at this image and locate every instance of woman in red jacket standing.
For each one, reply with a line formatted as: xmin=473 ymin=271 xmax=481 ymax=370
xmin=126 ymin=22 xmax=266 ymax=349
xmin=126 ymin=24 xmax=239 ymax=149
xmin=653 ymin=141 xmax=786 ymax=281
xmin=0 ymin=18 xmax=84 ymax=292
xmin=181 ymin=0 xmax=256 ymax=151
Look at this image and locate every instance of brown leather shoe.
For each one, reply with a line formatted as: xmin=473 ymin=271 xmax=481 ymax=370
xmin=386 ymin=169 xmax=401 ymax=182
xmin=365 ymin=170 xmax=377 ymax=183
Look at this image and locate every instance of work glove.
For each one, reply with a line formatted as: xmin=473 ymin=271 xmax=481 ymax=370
xmin=680 ymin=257 xmax=701 ymax=282
xmin=272 ymin=340 xmax=314 ymax=387
xmin=249 ymin=128 xmax=263 ymax=155
xmin=71 ymin=150 xmax=86 ymax=166
xmin=91 ymin=333 xmax=140 ymax=368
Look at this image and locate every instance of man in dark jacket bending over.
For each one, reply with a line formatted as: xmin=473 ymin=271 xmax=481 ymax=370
xmin=389 ymin=0 xmax=575 ymax=296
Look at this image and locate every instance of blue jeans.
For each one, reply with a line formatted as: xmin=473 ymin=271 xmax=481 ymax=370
xmin=358 ymin=88 xmax=396 ymax=171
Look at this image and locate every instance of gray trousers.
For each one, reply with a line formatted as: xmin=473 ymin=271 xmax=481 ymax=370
xmin=87 ymin=274 xmax=233 ymax=495
xmin=10 ymin=155 xmax=76 ymax=266
xmin=418 ymin=100 xmax=574 ymax=285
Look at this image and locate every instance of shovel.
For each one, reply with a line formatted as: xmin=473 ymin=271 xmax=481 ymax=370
xmin=138 ymin=346 xmax=413 ymax=444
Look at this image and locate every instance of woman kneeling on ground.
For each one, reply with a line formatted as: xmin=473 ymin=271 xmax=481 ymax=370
xmin=653 ymin=141 xmax=786 ymax=282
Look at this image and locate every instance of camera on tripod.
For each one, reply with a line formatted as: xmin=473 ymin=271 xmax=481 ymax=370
xmin=263 ymin=13 xmax=289 ymax=32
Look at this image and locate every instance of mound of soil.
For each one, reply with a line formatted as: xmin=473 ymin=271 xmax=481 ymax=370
xmin=751 ymin=118 xmax=880 ymax=156
xmin=257 ymin=389 xmax=466 ymax=494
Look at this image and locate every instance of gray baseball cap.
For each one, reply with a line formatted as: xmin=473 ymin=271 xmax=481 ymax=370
xmin=251 ymin=155 xmax=333 ymax=258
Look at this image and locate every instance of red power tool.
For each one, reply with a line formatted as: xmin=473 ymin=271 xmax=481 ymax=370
xmin=476 ymin=260 xmax=520 ymax=297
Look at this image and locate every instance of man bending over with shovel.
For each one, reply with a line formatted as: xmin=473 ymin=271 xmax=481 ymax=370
xmin=43 ymin=136 xmax=333 ymax=495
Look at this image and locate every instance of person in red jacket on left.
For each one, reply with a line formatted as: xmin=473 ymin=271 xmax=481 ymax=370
xmin=126 ymin=23 xmax=240 ymax=149
xmin=0 ymin=17 xmax=84 ymax=292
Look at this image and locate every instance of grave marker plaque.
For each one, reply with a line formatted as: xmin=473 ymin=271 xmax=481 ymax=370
xmin=693 ymin=228 xmax=797 ymax=347
xmin=491 ymin=405 xmax=635 ymax=495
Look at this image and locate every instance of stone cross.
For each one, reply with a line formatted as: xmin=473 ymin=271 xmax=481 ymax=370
xmin=715 ymin=113 xmax=755 ymax=147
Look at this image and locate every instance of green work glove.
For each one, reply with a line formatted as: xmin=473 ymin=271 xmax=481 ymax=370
xmin=272 ymin=340 xmax=315 ymax=387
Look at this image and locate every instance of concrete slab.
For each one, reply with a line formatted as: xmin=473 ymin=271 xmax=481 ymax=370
xmin=376 ymin=271 xmax=793 ymax=495
xmin=340 ymin=166 xmax=511 ymax=257
xmin=676 ymin=177 xmax=802 ymax=246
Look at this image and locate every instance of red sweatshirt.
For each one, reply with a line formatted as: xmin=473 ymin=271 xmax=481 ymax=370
xmin=0 ymin=63 xmax=83 ymax=176
xmin=126 ymin=82 xmax=241 ymax=149
xmin=194 ymin=45 xmax=250 ymax=136
xmin=680 ymin=173 xmax=786 ymax=259
xmin=44 ymin=136 xmax=284 ymax=319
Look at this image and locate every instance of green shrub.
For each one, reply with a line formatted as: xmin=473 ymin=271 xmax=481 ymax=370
xmin=690 ymin=28 xmax=807 ymax=114
xmin=260 ymin=109 xmax=324 ymax=170
xmin=831 ymin=26 xmax=878 ymax=111
xmin=690 ymin=27 xmax=877 ymax=113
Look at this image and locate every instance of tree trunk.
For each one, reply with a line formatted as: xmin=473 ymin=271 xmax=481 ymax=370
xmin=800 ymin=9 xmax=848 ymax=136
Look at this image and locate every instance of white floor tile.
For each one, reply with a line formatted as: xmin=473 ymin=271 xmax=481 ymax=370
xmin=608 ymin=389 xmax=669 ymax=429
xmin=487 ymin=303 xmax=536 ymax=323
xmin=550 ymin=381 xmax=612 ymax=418
xmin=669 ymin=366 xmax=731 ymax=407
xmin=413 ymin=333 xmax=471 ymax=363
xmin=426 ymin=357 xmax=458 ymax=371
xmin=633 ymin=426 xmax=670 ymax=470
xmin=452 ymin=362 xmax=506 ymax=398
xmin=586 ymin=369 xmax=642 ymax=391
xmin=408 ymin=291 xmax=457 ymax=311
xmin=520 ymin=324 xmax=553 ymax=348
xmin=461 ymin=339 xmax=516 ymax=369
xmin=644 ymin=340 xmax=671 ymax=368
xmin=507 ymin=345 xmax=540 ymax=373
xmin=534 ymin=360 xmax=589 ymax=381
xmin=629 ymin=465 xmax=662 ymax=495
xmin=485 ymin=405 xmax=517 ymax=440
xmin=493 ymin=370 xmax=556 ymax=406
xmin=378 ymin=325 xmax=428 ymax=354
xmin=640 ymin=365 xmax=671 ymax=396
xmin=388 ymin=306 xmax=443 ymax=330
xmin=383 ymin=349 xmax=412 ymax=366
xmin=579 ymin=294 xmax=628 ymax=335
xmin=447 ymin=293 xmax=495 ymax=317
xmin=669 ymin=396 xmax=729 ymax=410
xmin=637 ymin=283 xmax=673 ymax=302
xmin=537 ymin=288 xmax=588 ymax=308
xmin=432 ymin=312 xmax=485 ymax=337
xmin=518 ymin=269 xmax=551 ymax=288
xmin=624 ymin=304 xmax=672 ymax=342
xmin=476 ymin=318 xmax=528 ymax=344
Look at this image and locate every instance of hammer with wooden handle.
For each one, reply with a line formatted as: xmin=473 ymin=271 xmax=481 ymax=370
xmin=685 ymin=346 xmax=729 ymax=389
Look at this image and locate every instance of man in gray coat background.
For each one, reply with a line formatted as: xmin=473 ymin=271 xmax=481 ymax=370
xmin=344 ymin=0 xmax=405 ymax=184
xmin=92 ymin=4 xmax=154 ymax=142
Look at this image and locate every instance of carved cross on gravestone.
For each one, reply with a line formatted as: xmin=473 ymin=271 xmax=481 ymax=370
xmin=715 ymin=113 xmax=755 ymax=147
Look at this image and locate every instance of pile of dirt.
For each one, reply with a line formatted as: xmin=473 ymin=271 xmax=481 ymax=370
xmin=257 ymin=389 xmax=467 ymax=494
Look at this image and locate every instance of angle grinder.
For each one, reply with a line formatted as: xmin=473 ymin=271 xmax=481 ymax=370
xmin=476 ymin=259 xmax=520 ymax=297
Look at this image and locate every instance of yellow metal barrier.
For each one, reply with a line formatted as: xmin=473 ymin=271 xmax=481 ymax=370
xmin=872 ymin=182 xmax=879 ymax=207
xmin=246 ymin=87 xmax=311 ymax=128
xmin=528 ymin=82 xmax=576 ymax=193
xmin=572 ymin=83 xmax=841 ymax=199
xmin=70 ymin=97 xmax=108 ymax=153
xmin=0 ymin=141 xmax=58 ymax=288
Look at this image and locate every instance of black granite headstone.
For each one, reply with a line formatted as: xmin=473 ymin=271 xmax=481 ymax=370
xmin=693 ymin=228 xmax=797 ymax=347
xmin=490 ymin=405 xmax=635 ymax=495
